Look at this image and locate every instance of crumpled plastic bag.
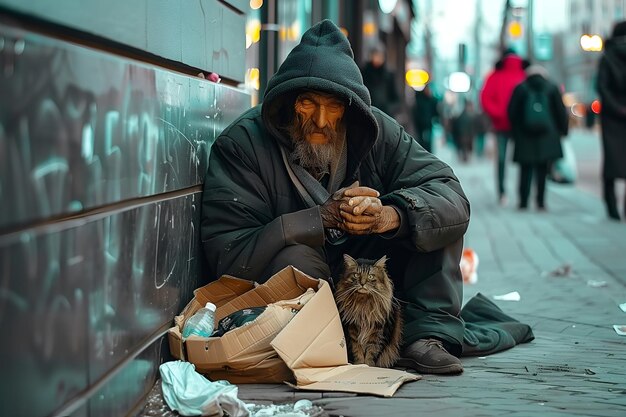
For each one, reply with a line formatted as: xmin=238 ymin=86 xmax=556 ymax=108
xmin=160 ymin=361 xmax=249 ymax=417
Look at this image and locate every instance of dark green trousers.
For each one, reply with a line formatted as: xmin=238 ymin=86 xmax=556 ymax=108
xmin=261 ymin=235 xmax=465 ymax=354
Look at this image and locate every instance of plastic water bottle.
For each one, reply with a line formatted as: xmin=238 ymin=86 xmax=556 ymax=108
xmin=182 ymin=302 xmax=217 ymax=339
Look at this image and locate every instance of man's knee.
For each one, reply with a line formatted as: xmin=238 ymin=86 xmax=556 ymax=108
xmin=262 ymin=245 xmax=331 ymax=282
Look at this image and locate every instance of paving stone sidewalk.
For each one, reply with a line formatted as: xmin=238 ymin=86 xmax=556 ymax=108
xmin=143 ymin=132 xmax=626 ymax=417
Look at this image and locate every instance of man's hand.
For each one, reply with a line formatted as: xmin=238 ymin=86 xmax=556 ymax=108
xmin=319 ymin=181 xmax=378 ymax=229
xmin=340 ymin=198 xmax=400 ymax=235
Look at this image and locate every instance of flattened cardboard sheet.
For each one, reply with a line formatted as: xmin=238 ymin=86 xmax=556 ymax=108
xmin=271 ymin=280 xmax=420 ymax=397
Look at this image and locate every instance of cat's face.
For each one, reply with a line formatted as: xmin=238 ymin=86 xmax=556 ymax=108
xmin=338 ymin=254 xmax=392 ymax=296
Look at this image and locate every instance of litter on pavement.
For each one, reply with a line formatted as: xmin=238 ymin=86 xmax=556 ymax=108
xmin=612 ymin=325 xmax=626 ymax=336
xmin=618 ymin=302 xmax=626 ymax=313
xmin=247 ymin=400 xmax=322 ymax=417
xmin=493 ymin=291 xmax=521 ymax=301
xmin=542 ymin=263 xmax=573 ymax=278
xmin=460 ymin=248 xmax=479 ymax=284
xmin=587 ymin=280 xmax=608 ymax=288
xmin=160 ymin=361 xmax=324 ymax=416
xmin=160 ymin=361 xmax=249 ymax=417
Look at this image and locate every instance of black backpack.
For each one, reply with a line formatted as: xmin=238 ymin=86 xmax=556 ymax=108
xmin=523 ymin=84 xmax=553 ymax=134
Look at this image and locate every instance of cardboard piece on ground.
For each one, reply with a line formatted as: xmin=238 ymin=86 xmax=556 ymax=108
xmin=271 ymin=279 xmax=420 ymax=397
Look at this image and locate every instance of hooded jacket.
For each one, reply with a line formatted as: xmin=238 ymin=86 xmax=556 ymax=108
xmin=597 ymin=34 xmax=626 ymax=179
xmin=201 ymin=20 xmax=470 ymax=280
xmin=480 ymin=54 xmax=527 ymax=132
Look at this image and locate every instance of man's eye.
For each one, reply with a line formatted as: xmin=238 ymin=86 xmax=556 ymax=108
xmin=299 ymin=99 xmax=315 ymax=107
xmin=326 ymin=103 xmax=343 ymax=112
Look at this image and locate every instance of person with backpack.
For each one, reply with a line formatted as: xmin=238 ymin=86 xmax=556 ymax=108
xmin=479 ymin=48 xmax=528 ymax=206
xmin=507 ymin=65 xmax=568 ymax=211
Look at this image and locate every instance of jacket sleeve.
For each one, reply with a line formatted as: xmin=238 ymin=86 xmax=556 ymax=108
xmin=376 ymin=123 xmax=470 ymax=253
xmin=201 ymin=135 xmax=325 ymax=281
xmin=479 ymin=73 xmax=502 ymax=121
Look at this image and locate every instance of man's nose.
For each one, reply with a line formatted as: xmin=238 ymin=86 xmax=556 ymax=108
xmin=313 ymin=105 xmax=328 ymax=128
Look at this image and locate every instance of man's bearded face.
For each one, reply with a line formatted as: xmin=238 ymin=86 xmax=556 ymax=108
xmin=288 ymin=91 xmax=345 ymax=172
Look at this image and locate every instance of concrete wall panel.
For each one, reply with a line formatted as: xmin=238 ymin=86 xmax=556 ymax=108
xmin=0 ymin=0 xmax=246 ymax=82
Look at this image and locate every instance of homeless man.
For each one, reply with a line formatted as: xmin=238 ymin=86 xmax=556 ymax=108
xmin=200 ymin=20 xmax=470 ymax=375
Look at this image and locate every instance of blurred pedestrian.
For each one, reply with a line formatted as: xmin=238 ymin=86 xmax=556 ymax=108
xmin=479 ymin=48 xmax=528 ymax=206
xmin=473 ymin=110 xmax=490 ymax=158
xmin=507 ymin=65 xmax=568 ymax=211
xmin=361 ymin=42 xmax=400 ymax=117
xmin=451 ymin=99 xmax=476 ymax=163
xmin=596 ymin=21 xmax=626 ymax=221
xmin=412 ymin=84 xmax=439 ymax=152
xmin=439 ymin=95 xmax=458 ymax=149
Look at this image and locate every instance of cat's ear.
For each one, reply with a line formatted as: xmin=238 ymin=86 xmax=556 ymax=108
xmin=343 ymin=254 xmax=358 ymax=269
xmin=374 ymin=255 xmax=388 ymax=268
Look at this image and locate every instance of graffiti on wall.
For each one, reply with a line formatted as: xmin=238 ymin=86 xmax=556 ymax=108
xmin=0 ymin=24 xmax=250 ymax=417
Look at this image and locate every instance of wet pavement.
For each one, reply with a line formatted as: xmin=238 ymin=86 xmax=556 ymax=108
xmin=142 ymin=128 xmax=626 ymax=416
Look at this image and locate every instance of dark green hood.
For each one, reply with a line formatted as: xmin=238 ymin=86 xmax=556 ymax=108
xmin=261 ymin=19 xmax=379 ymax=163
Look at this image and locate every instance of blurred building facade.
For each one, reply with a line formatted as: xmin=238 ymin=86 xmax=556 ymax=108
xmin=564 ymin=0 xmax=626 ymax=102
xmin=244 ymin=0 xmax=415 ymax=121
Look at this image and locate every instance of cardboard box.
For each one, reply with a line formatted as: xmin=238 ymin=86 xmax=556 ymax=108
xmin=168 ymin=266 xmax=319 ymax=383
xmin=168 ymin=266 xmax=420 ymax=396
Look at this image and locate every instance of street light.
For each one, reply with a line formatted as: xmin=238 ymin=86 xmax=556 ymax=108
xmin=378 ymin=0 xmax=397 ymax=14
xmin=508 ymin=21 xmax=523 ymax=39
xmin=447 ymin=72 xmax=471 ymax=93
xmin=580 ymin=34 xmax=603 ymax=52
xmin=405 ymin=69 xmax=430 ymax=90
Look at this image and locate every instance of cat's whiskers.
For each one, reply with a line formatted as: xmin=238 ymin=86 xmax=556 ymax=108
xmin=335 ymin=285 xmax=359 ymax=302
xmin=366 ymin=287 xmax=394 ymax=311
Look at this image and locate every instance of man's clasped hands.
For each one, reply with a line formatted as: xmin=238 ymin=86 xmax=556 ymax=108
xmin=319 ymin=181 xmax=400 ymax=235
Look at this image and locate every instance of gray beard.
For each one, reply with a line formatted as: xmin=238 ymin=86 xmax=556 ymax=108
xmin=290 ymin=140 xmax=337 ymax=178
xmin=286 ymin=115 xmax=341 ymax=178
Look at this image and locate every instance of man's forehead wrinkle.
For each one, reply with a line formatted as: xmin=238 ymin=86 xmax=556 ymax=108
xmin=297 ymin=91 xmax=344 ymax=104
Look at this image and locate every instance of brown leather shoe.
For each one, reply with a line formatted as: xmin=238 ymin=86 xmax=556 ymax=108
xmin=396 ymin=339 xmax=463 ymax=375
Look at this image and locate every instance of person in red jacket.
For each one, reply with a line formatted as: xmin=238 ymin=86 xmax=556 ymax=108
xmin=479 ymin=49 xmax=528 ymax=206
